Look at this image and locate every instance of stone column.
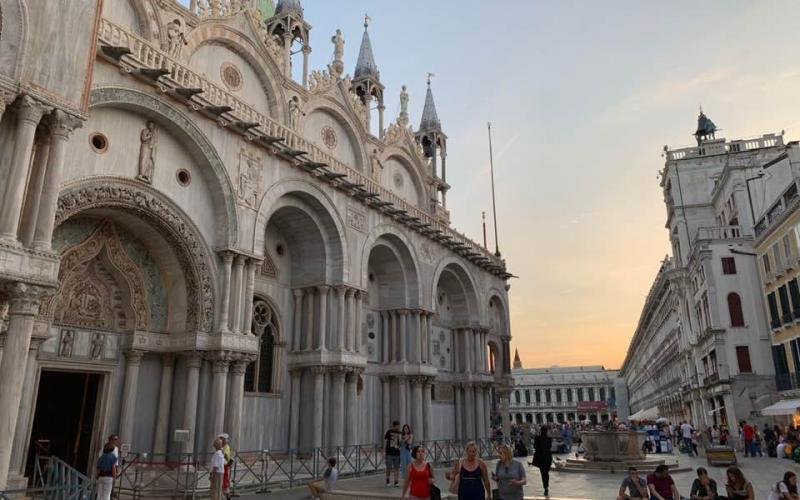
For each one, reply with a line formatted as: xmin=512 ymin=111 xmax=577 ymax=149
xmin=475 ymin=385 xmax=485 ymax=439
xmin=153 ymin=354 xmax=175 ymax=456
xmin=355 ymin=291 xmax=363 ymax=352
xmin=412 ymin=378 xmax=423 ymax=441
xmin=34 ymin=113 xmax=81 ymax=250
xmin=0 ymin=96 xmax=48 ymax=243
xmin=380 ymin=311 xmax=389 ymax=362
xmin=317 ymin=285 xmax=329 ymax=350
xmin=288 ymin=369 xmax=301 ymax=449
xmin=282 ymin=32 xmax=292 ymax=77
xmin=454 ymin=385 xmax=462 ymax=441
xmin=345 ymin=371 xmax=358 ymax=446
xmin=378 ymin=104 xmax=386 ymax=139
xmin=464 ymin=329 xmax=473 ymax=373
xmin=382 ymin=376 xmax=391 ymax=430
xmin=484 ymin=388 xmax=491 ymax=433
xmin=312 ymin=367 xmax=325 ymax=448
xmin=397 ymin=376 xmax=408 ymax=426
xmin=414 ymin=311 xmax=422 ymax=363
xmin=242 ymin=260 xmax=256 ymax=334
xmin=302 ymin=46 xmax=311 ymax=88
xmin=211 ymin=357 xmax=230 ymax=436
xmin=331 ymin=369 xmax=345 ymax=447
xmin=304 ymin=287 xmax=315 ymax=350
xmin=453 ymin=329 xmax=460 ymax=372
xmin=8 ymin=338 xmax=43 ymax=481
xmin=500 ymin=391 xmax=511 ymax=438
xmin=420 ymin=313 xmax=428 ymax=364
xmin=346 ymin=288 xmax=356 ymax=351
xmin=218 ymin=252 xmax=234 ymax=333
xmin=388 ymin=310 xmax=396 ymax=362
xmin=422 ymin=380 xmax=432 ymax=442
xmin=336 ymin=286 xmax=346 ymax=351
xmin=0 ymin=283 xmax=41 ymax=490
xmin=231 ymin=255 xmax=246 ymax=333
xmin=465 ymin=384 xmax=476 ymax=441
xmin=118 ymin=351 xmax=144 ymax=445
xmin=292 ymin=289 xmax=304 ymax=351
xmin=398 ymin=310 xmax=407 ymax=362
xmin=227 ymin=360 xmax=247 ymax=446
xmin=19 ymin=136 xmax=50 ymax=246
xmin=183 ymin=353 xmax=202 ymax=455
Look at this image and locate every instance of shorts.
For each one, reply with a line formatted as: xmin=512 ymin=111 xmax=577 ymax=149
xmin=386 ymin=454 xmax=400 ymax=469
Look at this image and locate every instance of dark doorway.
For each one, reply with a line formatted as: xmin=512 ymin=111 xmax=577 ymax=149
xmin=26 ymin=371 xmax=102 ymax=477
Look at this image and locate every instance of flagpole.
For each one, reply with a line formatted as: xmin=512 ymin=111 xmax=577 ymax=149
xmin=487 ymin=122 xmax=501 ymax=257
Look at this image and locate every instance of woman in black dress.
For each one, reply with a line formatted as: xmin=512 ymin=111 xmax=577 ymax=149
xmin=530 ymin=426 xmax=553 ymax=497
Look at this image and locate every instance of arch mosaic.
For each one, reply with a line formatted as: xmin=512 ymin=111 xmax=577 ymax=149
xmin=89 ymin=86 xmax=239 ymax=248
xmin=54 ymin=178 xmax=217 ymax=332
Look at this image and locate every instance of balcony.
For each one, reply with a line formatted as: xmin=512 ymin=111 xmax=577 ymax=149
xmin=775 ymin=372 xmax=800 ymax=392
xmin=693 ymin=225 xmax=744 ymax=245
xmin=703 ymin=373 xmax=720 ymax=387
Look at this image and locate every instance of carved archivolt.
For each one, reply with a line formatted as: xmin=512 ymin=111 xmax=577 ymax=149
xmin=54 ymin=179 xmax=216 ymax=332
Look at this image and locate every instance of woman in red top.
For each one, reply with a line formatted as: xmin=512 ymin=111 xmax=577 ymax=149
xmin=402 ymin=445 xmax=435 ymax=500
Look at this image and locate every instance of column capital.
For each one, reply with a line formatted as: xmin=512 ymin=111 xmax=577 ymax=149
xmin=183 ymin=351 xmax=204 ymax=368
xmin=160 ymin=353 xmax=176 ymax=366
xmin=49 ymin=109 xmax=83 ymax=138
xmin=15 ymin=94 xmax=49 ymax=125
xmin=422 ymin=378 xmax=433 ymax=389
xmin=411 ymin=376 xmax=426 ymax=387
xmin=292 ymin=287 xmax=305 ymax=298
xmin=219 ymin=250 xmax=235 ymax=264
xmin=346 ymin=369 xmax=361 ymax=383
xmin=212 ymin=358 xmax=231 ymax=373
xmin=2 ymin=282 xmax=47 ymax=316
xmin=302 ymin=45 xmax=312 ymax=55
xmin=311 ymin=365 xmax=327 ymax=375
xmin=234 ymin=254 xmax=247 ymax=266
xmin=317 ymin=284 xmax=331 ymax=295
xmin=124 ymin=350 xmax=145 ymax=365
xmin=398 ymin=309 xmax=409 ymax=317
xmin=230 ymin=359 xmax=249 ymax=375
xmin=332 ymin=368 xmax=347 ymax=381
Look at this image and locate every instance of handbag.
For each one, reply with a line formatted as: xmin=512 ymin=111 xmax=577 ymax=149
xmin=448 ymin=459 xmax=462 ymax=495
xmin=430 ymin=484 xmax=442 ymax=500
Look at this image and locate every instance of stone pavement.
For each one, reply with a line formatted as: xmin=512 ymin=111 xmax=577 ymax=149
xmin=240 ymin=450 xmax=800 ymax=499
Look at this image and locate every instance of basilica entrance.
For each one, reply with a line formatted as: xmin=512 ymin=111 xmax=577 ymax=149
xmin=25 ymin=371 xmax=102 ymax=477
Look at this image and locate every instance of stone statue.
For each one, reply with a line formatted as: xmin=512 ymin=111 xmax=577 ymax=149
xmin=288 ymin=96 xmax=304 ymax=130
xmin=370 ymin=148 xmax=383 ymax=176
xmin=137 ymin=121 xmax=158 ymax=183
xmin=60 ymin=330 xmax=74 ymax=357
xmin=166 ymin=19 xmax=187 ymax=57
xmin=399 ymin=85 xmax=409 ymax=124
xmin=330 ymin=29 xmax=345 ymax=76
xmin=90 ymin=332 xmax=104 ymax=359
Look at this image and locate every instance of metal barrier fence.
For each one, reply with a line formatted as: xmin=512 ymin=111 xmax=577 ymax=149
xmin=108 ymin=438 xmax=505 ymax=499
xmin=0 ymin=455 xmax=95 ymax=499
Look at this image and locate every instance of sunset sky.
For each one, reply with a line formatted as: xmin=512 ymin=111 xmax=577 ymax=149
xmin=222 ymin=1 xmax=800 ymax=368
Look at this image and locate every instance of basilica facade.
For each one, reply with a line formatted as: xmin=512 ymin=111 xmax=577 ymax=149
xmin=0 ymin=0 xmax=513 ymax=488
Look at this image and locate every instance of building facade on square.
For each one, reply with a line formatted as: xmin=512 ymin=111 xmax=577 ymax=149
xmin=621 ymin=112 xmax=784 ymax=429
xmin=0 ymin=0 xmax=514 ymax=488
xmin=510 ymin=365 xmax=619 ymax=425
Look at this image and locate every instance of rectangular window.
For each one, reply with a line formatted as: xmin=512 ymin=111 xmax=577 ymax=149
xmin=736 ymin=346 xmax=753 ymax=373
xmin=588 ymin=388 xmax=595 ymax=401
xmin=773 ymin=245 xmax=783 ymax=269
xmin=535 ymin=390 xmax=541 ymax=403
xmin=599 ymin=388 xmax=606 ymax=401
xmin=566 ymin=389 xmax=573 ymax=402
xmin=721 ymin=257 xmax=737 ymax=275
xmin=525 ymin=390 xmax=530 ymax=404
xmin=545 ymin=389 xmax=552 ymax=403
xmin=577 ymin=388 xmax=583 ymax=401
xmin=556 ymin=389 xmax=562 ymax=403
xmin=791 ymin=339 xmax=800 ymax=373
xmin=709 ymin=350 xmax=718 ymax=374
xmin=784 ymin=234 xmax=794 ymax=263
xmin=763 ymin=254 xmax=772 ymax=274
xmin=779 ymin=286 xmax=792 ymax=322
xmin=702 ymin=356 xmax=709 ymax=376
xmin=790 ymin=280 xmax=800 ymax=314
xmin=768 ymin=292 xmax=781 ymax=327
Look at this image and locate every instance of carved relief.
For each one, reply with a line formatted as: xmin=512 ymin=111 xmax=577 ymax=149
xmin=346 ymin=207 xmax=367 ymax=233
xmin=238 ymin=149 xmax=262 ymax=208
xmin=288 ymin=96 xmax=304 ymax=130
xmin=137 ymin=121 xmax=158 ymax=183
xmin=308 ymin=69 xmax=338 ymax=94
xmin=220 ymin=62 xmax=243 ymax=91
xmin=260 ymin=249 xmax=277 ymax=278
xmin=91 ymin=332 xmax=105 ymax=359
xmin=321 ymin=126 xmax=337 ymax=150
xmin=165 ymin=19 xmax=187 ymax=57
xmin=420 ymin=240 xmax=436 ymax=264
xmin=59 ymin=329 xmax=75 ymax=357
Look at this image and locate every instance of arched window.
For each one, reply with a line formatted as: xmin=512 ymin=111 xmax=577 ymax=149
xmin=514 ymin=391 xmax=520 ymax=404
xmin=524 ymin=390 xmax=530 ymax=404
xmin=728 ymin=293 xmax=745 ymax=327
xmin=245 ymin=299 xmax=277 ymax=393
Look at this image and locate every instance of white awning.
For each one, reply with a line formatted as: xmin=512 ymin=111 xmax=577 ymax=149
xmin=761 ymin=399 xmax=800 ymax=416
xmin=628 ymin=406 xmax=659 ymax=420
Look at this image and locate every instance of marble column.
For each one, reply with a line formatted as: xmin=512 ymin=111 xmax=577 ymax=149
xmin=465 ymin=329 xmax=473 ymax=373
xmin=302 ymin=46 xmax=311 ymax=88
xmin=210 ymin=358 xmax=230 ymax=436
xmin=397 ymin=376 xmax=408 ymax=426
xmin=282 ymin=32 xmax=292 ymax=77
xmin=312 ymin=367 xmax=325 ymax=448
xmin=422 ymin=380 xmax=432 ymax=442
xmin=19 ymin=136 xmax=50 ymax=246
xmin=475 ymin=385 xmax=485 ymax=439
xmin=484 ymin=389 xmax=491 ymax=433
xmin=218 ymin=253 xmax=234 ymax=333
xmin=382 ymin=376 xmax=391 ymax=430
xmin=398 ymin=310 xmax=407 ymax=362
xmin=345 ymin=371 xmax=358 ymax=446
xmin=465 ymin=384 xmax=476 ymax=441
xmin=453 ymin=330 xmax=460 ymax=372
xmin=420 ymin=313 xmax=429 ymax=364
xmin=500 ymin=391 xmax=511 ymax=438
xmin=336 ymin=286 xmax=346 ymax=351
xmin=0 ymin=96 xmax=48 ymax=243
xmin=8 ymin=338 xmax=43 ymax=481
xmin=414 ymin=311 xmax=422 ymax=363
xmin=304 ymin=287 xmax=315 ymax=350
xmin=412 ymin=378 xmax=423 ymax=441
xmin=118 ymin=351 xmax=144 ymax=446
xmin=242 ymin=260 xmax=257 ymax=334
xmin=331 ymin=369 xmax=345 ymax=447
xmin=388 ymin=310 xmax=396 ymax=362
xmin=346 ymin=288 xmax=356 ymax=351
xmin=317 ymin=285 xmax=329 ymax=350
xmin=354 ymin=291 xmax=363 ymax=353
xmin=153 ymin=354 xmax=175 ymax=455
xmin=454 ymin=385 xmax=462 ymax=441
xmin=380 ymin=311 xmax=389 ymax=362
xmin=183 ymin=353 xmax=202 ymax=455
xmin=231 ymin=255 xmax=246 ymax=333
xmin=289 ymin=369 xmax=301 ymax=449
xmin=227 ymin=360 xmax=247 ymax=446
xmin=292 ymin=289 xmax=304 ymax=351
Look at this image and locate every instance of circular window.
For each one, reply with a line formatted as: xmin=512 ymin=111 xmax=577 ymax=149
xmin=89 ymin=133 xmax=108 ymax=153
xmin=220 ymin=63 xmax=243 ymax=91
xmin=321 ymin=126 xmax=337 ymax=150
xmin=176 ymin=169 xmax=191 ymax=186
xmin=393 ymin=172 xmax=404 ymax=188
xmin=276 ymin=244 xmax=285 ymax=256
xmin=368 ymin=331 xmax=375 ymax=340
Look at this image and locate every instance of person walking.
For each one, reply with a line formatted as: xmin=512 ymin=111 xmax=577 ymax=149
xmin=96 ymin=441 xmax=119 ymax=500
xmin=768 ymin=471 xmax=799 ymax=500
xmin=402 ymin=445 xmax=434 ymax=500
xmin=711 ymin=425 xmax=720 ymax=446
xmin=681 ymin=421 xmax=695 ymax=456
xmin=385 ymin=420 xmax=402 ymax=487
xmin=400 ymin=424 xmax=414 ymax=479
xmin=448 ymin=441 xmax=491 ymax=500
xmin=725 ymin=466 xmax=754 ymax=500
xmin=219 ymin=433 xmax=233 ymax=500
xmin=690 ymin=467 xmax=717 ymax=500
xmin=308 ymin=457 xmax=338 ymax=500
xmin=742 ymin=421 xmax=755 ymax=457
xmin=493 ymin=444 xmax=526 ymax=500
xmin=210 ymin=438 xmax=225 ymax=500
xmin=530 ymin=426 xmax=553 ymax=497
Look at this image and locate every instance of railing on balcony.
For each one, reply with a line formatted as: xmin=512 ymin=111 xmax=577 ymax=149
xmin=96 ymin=18 xmax=506 ymax=272
xmin=694 ymin=225 xmax=743 ymax=243
xmin=702 ymin=372 xmax=720 ymax=387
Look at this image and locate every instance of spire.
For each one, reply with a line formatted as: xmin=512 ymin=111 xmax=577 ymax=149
xmin=513 ymin=348 xmax=522 ymax=369
xmin=354 ymin=15 xmax=379 ymax=80
xmin=275 ymin=0 xmax=302 ymax=16
xmin=419 ymin=75 xmax=440 ymax=131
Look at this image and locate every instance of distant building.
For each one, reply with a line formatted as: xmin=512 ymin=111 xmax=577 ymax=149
xmin=513 ymin=348 xmax=523 ymax=369
xmin=510 ymin=365 xmax=620 ymax=425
